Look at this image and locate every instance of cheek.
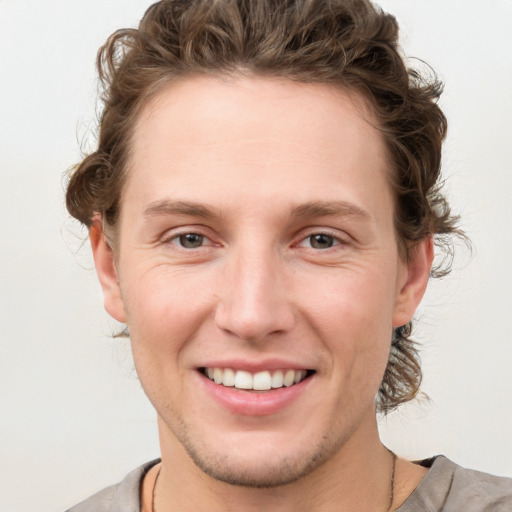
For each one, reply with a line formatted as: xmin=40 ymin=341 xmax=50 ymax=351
xmin=302 ymin=265 xmax=398 ymax=332
xmin=121 ymin=274 xmax=202 ymax=409
xmin=322 ymin=302 xmax=392 ymax=412
xmin=301 ymin=268 xmax=395 ymax=379
xmin=120 ymin=262 xmax=221 ymax=360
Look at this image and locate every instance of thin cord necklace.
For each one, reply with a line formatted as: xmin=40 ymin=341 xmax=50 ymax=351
xmin=387 ymin=449 xmax=397 ymax=511
xmin=152 ymin=467 xmax=161 ymax=512
xmin=152 ymin=452 xmax=397 ymax=512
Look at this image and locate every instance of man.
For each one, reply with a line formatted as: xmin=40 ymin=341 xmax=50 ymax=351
xmin=65 ymin=0 xmax=512 ymax=510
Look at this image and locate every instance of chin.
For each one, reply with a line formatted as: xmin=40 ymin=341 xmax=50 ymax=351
xmin=188 ymin=446 xmax=331 ymax=488
xmin=170 ymin=420 xmax=346 ymax=488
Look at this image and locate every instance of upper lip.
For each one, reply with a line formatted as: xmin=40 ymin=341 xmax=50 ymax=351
xmin=197 ymin=358 xmax=313 ymax=372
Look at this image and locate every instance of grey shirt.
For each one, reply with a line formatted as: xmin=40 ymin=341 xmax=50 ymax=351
xmin=66 ymin=456 xmax=512 ymax=512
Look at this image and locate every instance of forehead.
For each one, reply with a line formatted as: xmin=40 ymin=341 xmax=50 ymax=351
xmin=125 ymin=75 xmax=391 ymax=221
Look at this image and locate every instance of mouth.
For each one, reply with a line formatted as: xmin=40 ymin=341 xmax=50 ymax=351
xmin=200 ymin=367 xmax=315 ymax=391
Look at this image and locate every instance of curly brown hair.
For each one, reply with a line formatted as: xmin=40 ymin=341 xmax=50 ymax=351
xmin=66 ymin=0 xmax=463 ymax=413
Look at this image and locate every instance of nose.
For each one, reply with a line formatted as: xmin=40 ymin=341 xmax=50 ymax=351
xmin=214 ymin=246 xmax=295 ymax=343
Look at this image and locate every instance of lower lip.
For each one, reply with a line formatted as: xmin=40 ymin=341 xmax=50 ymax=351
xmin=198 ymin=372 xmax=313 ymax=416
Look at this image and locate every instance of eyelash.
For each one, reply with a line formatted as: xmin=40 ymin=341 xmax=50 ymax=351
xmin=297 ymin=232 xmax=346 ymax=250
xmin=164 ymin=231 xmax=213 ymax=249
xmin=162 ymin=229 xmax=347 ymax=252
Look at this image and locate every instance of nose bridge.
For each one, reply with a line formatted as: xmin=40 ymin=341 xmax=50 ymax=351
xmin=215 ymin=241 xmax=294 ymax=342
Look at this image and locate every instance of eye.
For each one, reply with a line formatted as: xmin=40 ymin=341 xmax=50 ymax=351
xmin=301 ymin=233 xmax=341 ymax=250
xmin=172 ymin=233 xmax=206 ymax=249
xmin=309 ymin=234 xmax=336 ymax=249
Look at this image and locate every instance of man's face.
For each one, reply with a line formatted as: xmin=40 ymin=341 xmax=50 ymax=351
xmin=95 ymin=76 xmax=429 ymax=486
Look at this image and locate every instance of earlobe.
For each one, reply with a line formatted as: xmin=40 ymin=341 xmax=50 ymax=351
xmin=89 ymin=216 xmax=127 ymax=323
xmin=392 ymin=237 xmax=434 ymax=328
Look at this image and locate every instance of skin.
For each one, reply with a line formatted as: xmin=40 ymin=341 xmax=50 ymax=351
xmin=91 ymin=76 xmax=433 ymax=511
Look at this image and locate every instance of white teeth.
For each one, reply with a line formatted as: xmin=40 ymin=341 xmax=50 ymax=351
xmin=204 ymin=367 xmax=308 ymax=390
xmin=213 ymin=367 xmax=223 ymax=384
xmin=271 ymin=370 xmax=284 ymax=388
xmin=283 ymin=369 xmax=295 ymax=387
xmin=234 ymin=370 xmax=253 ymax=389
xmin=253 ymin=371 xmax=272 ymax=390
xmin=223 ymin=368 xmax=235 ymax=387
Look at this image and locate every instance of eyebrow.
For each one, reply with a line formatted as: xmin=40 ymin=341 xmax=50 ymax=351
xmin=291 ymin=200 xmax=370 ymax=220
xmin=143 ymin=200 xmax=219 ymax=219
xmin=142 ymin=199 xmax=370 ymax=221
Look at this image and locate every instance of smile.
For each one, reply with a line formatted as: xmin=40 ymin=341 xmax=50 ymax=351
xmin=201 ymin=368 xmax=312 ymax=391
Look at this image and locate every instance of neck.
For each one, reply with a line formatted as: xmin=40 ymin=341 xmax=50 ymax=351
xmin=153 ymin=413 xmax=396 ymax=512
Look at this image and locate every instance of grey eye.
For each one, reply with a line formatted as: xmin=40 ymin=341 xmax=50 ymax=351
xmin=309 ymin=234 xmax=335 ymax=249
xmin=178 ymin=233 xmax=204 ymax=248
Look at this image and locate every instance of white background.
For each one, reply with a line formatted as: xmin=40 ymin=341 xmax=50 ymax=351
xmin=1 ymin=1 xmax=511 ymax=510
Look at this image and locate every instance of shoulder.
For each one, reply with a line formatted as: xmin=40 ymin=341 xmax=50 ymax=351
xmin=65 ymin=459 xmax=160 ymax=512
xmin=446 ymin=457 xmax=512 ymax=511
xmin=399 ymin=455 xmax=512 ymax=512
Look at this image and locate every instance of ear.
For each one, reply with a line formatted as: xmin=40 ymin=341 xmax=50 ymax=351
xmin=89 ymin=215 xmax=127 ymax=323
xmin=392 ymin=236 xmax=434 ymax=327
